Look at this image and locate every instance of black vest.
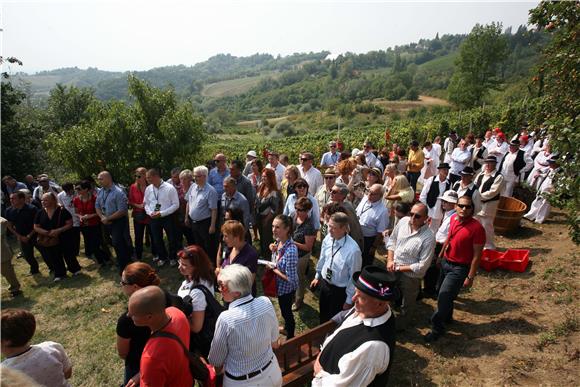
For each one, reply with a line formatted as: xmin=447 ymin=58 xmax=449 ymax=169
xmin=452 ymin=181 xmax=477 ymax=198
xmin=426 ymin=177 xmax=450 ymax=208
xmin=476 ymin=172 xmax=501 ymax=203
xmin=472 ymin=146 xmax=486 ymax=171
xmin=498 ymin=150 xmax=526 ymax=176
xmin=319 ymin=311 xmax=396 ymax=387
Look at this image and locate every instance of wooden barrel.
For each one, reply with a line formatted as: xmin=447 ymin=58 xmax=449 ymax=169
xmin=494 ymin=196 xmax=528 ymax=234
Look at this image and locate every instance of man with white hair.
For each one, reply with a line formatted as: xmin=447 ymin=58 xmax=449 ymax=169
xmin=356 ymin=184 xmax=388 ymax=268
xmin=185 ymin=166 xmax=218 ymax=257
xmin=449 ymin=139 xmax=471 ymax=184
xmin=209 ymin=264 xmax=282 ymax=386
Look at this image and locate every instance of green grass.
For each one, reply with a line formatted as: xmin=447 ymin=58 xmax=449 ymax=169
xmin=417 ymin=52 xmax=458 ymax=73
xmin=201 ymin=72 xmax=278 ymax=98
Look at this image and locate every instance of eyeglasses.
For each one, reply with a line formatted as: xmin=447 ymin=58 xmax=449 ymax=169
xmin=135 ymin=175 xmax=142 ymax=178
xmin=120 ymin=280 xmax=132 ymax=286
xmin=409 ymin=212 xmax=424 ymax=219
xmin=218 ymin=281 xmax=227 ymax=291
xmin=295 ymin=185 xmax=307 ymax=189
xmin=324 ymin=176 xmax=336 ymax=180
xmin=456 ymin=204 xmax=473 ymax=209
xmin=295 ymin=208 xmax=307 ymax=212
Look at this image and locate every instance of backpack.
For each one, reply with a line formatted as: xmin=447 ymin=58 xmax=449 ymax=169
xmin=183 ymin=284 xmax=225 ymax=357
xmin=164 ymin=290 xmax=194 ymax=317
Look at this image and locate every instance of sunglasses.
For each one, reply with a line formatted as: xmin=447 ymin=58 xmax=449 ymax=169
xmin=300 ymin=158 xmax=311 ymax=161
xmin=324 ymin=176 xmax=336 ymax=180
xmin=456 ymin=204 xmax=473 ymax=209
xmin=120 ymin=280 xmax=132 ymax=286
xmin=295 ymin=185 xmax=307 ymax=189
xmin=409 ymin=212 xmax=424 ymax=219
xmin=330 ymin=145 xmax=336 ymax=148
xmin=135 ymin=175 xmax=142 ymax=178
xmin=295 ymin=208 xmax=307 ymax=212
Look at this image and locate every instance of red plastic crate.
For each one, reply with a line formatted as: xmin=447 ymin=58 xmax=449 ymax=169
xmin=499 ymin=249 xmax=530 ymax=272
xmin=480 ymin=249 xmax=503 ymax=271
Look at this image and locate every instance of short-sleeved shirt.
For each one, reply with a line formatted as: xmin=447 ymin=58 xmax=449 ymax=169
xmin=221 ymin=243 xmax=258 ymax=273
xmin=444 ymin=215 xmax=486 ymax=265
xmin=140 ymin=307 xmax=193 ymax=387
xmin=34 ymin=206 xmax=72 ymax=232
xmin=187 ymin=183 xmax=218 ymax=221
xmin=116 ymin=311 xmax=151 ymax=373
xmin=5 ymin=204 xmax=38 ymax=235
xmin=292 ymin=216 xmax=316 ymax=257
xmin=177 ymin=279 xmax=214 ymax=312
xmin=73 ymin=195 xmax=100 ymax=227
xmin=1 ymin=341 xmax=72 ymax=387
xmin=208 ymin=168 xmax=230 ymax=197
xmin=95 ymin=184 xmax=128 ymax=217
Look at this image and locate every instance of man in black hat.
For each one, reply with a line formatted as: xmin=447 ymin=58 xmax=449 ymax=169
xmin=312 ymin=265 xmax=397 ymax=387
xmin=474 ymin=156 xmax=504 ymax=250
xmin=498 ymin=139 xmax=532 ymax=197
xmin=470 ymin=134 xmax=488 ymax=174
xmin=452 ymin=166 xmax=482 ymax=214
xmin=419 ymin=162 xmax=451 ymax=233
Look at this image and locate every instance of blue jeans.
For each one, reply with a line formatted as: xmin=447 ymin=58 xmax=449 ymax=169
xmin=431 ymin=259 xmax=469 ymax=334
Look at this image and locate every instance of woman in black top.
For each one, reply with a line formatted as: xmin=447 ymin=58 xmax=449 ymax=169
xmin=33 ymin=192 xmax=80 ymax=281
xmin=116 ymin=262 xmax=162 ymax=386
xmin=291 ymin=197 xmax=316 ymax=311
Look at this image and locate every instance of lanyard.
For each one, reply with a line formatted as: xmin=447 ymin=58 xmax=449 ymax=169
xmin=102 ymin=189 xmax=111 ymax=208
xmin=329 ymin=236 xmax=345 ymax=268
xmin=152 ymin=185 xmax=160 ymax=202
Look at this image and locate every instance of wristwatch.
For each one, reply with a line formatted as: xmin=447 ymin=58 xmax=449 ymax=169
xmin=467 ymin=275 xmax=474 ymax=281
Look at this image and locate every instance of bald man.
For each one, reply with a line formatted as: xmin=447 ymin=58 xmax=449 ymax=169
xmin=386 ymin=203 xmax=435 ymax=329
xmin=127 ymin=286 xmax=193 ymax=387
xmin=95 ymin=171 xmax=133 ymax=273
xmin=356 ymin=184 xmax=389 ymax=268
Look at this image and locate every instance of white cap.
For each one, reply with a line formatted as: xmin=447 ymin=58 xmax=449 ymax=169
xmin=352 ymin=148 xmax=361 ymax=157
xmin=246 ymin=150 xmax=257 ymax=158
xmin=437 ymin=190 xmax=459 ymax=204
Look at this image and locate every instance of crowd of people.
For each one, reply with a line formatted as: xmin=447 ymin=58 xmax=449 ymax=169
xmin=1 ymin=125 xmax=558 ymax=386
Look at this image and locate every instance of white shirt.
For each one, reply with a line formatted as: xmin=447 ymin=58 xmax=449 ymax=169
xmin=488 ymin=141 xmax=508 ymax=164
xmin=443 ymin=137 xmax=455 ymax=163
xmin=500 ymin=150 xmax=533 ymax=181
xmin=449 ymin=148 xmax=471 ymax=175
xmin=266 ymin=162 xmax=286 ymax=188
xmin=419 ymin=175 xmax=449 ymax=220
xmin=177 ymin=279 xmax=214 ymax=311
xmin=299 ymin=165 xmax=324 ymax=196
xmin=436 ymin=209 xmax=456 ymax=243
xmin=312 ymin=309 xmax=392 ymax=387
xmin=432 ymin=142 xmax=442 ymax=161
xmin=2 ymin=341 xmax=72 ymax=387
xmin=143 ymin=181 xmax=179 ymax=217
xmin=57 ymin=192 xmax=79 ymax=227
xmin=482 ymin=137 xmax=496 ymax=150
xmin=356 ymin=196 xmax=388 ymax=237
xmin=453 ymin=181 xmax=482 ymax=215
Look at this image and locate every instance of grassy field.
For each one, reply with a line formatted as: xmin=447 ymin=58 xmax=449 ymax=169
xmin=2 ymin=210 xmax=578 ymax=386
xmin=201 ymin=72 xmax=278 ymax=98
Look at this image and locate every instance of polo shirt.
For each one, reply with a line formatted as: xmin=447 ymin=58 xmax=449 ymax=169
xmin=444 ymin=215 xmax=486 ymax=265
xmin=187 ymin=183 xmax=218 ymax=221
xmin=140 ymin=307 xmax=192 ymax=387
xmin=320 ymin=151 xmax=339 ymax=167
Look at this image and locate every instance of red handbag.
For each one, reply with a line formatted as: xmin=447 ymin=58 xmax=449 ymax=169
xmin=261 ymin=269 xmax=277 ymax=297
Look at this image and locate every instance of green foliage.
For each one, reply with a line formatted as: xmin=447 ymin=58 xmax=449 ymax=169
xmin=448 ymin=22 xmax=509 ymax=108
xmin=47 ymin=84 xmax=96 ymax=129
xmin=46 ymin=76 xmax=205 ymax=184
xmin=529 ymin=0 xmax=580 ymax=244
xmin=1 ymin=82 xmax=45 ymax=178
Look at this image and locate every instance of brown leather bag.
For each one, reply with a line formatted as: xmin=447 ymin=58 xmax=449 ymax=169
xmin=36 ymin=208 xmax=62 ymax=248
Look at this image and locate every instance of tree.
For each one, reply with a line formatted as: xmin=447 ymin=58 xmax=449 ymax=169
xmin=448 ymin=22 xmax=508 ymax=108
xmin=529 ymin=1 xmax=579 ymax=243
xmin=46 ymin=75 xmax=205 ymax=183
xmin=47 ymin=84 xmax=96 ymax=130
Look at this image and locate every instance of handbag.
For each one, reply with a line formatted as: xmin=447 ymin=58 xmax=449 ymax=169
xmin=36 ymin=208 xmax=62 ymax=247
xmin=261 ymin=269 xmax=277 ymax=297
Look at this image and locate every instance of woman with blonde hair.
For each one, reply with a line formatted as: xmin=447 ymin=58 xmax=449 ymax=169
xmin=280 ymin=165 xmax=300 ymax=202
xmin=384 ymin=174 xmax=415 ymax=227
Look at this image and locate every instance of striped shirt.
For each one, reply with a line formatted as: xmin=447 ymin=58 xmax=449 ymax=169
xmin=386 ymin=217 xmax=435 ymax=278
xmin=208 ymin=295 xmax=278 ymax=377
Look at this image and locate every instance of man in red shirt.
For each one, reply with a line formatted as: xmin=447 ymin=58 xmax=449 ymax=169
xmin=424 ymin=195 xmax=485 ymax=342
xmin=126 ymin=286 xmax=192 ymax=387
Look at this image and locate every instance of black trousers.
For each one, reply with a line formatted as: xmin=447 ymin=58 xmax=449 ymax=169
xmin=319 ymin=279 xmax=346 ymax=324
xmin=407 ymin=171 xmax=421 ymax=192
xmin=423 ymin=242 xmax=443 ymax=295
xmin=150 ymin=214 xmax=178 ymax=262
xmin=80 ymin=225 xmax=110 ymax=264
xmin=362 ymin=236 xmax=377 ymax=268
xmin=19 ymin=239 xmax=40 ymax=274
xmin=105 ymin=217 xmax=132 ymax=273
xmin=278 ymin=291 xmax=296 ymax=339
xmin=191 ymin=217 xmax=212 ymax=256
xmin=133 ymin=220 xmax=156 ymax=260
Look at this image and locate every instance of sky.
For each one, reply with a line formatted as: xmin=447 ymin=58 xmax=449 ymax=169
xmin=2 ymin=0 xmax=538 ymax=74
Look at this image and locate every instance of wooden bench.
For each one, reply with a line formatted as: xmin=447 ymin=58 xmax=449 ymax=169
xmin=274 ymin=321 xmax=337 ymax=387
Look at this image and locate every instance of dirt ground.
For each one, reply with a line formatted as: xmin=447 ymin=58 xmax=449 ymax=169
xmin=387 ymin=208 xmax=579 ymax=386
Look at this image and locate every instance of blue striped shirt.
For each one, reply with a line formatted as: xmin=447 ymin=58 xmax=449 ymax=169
xmin=208 ymin=295 xmax=278 ymax=376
